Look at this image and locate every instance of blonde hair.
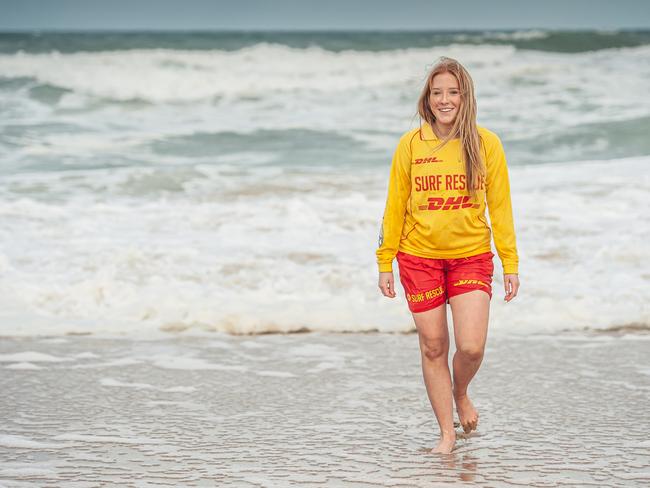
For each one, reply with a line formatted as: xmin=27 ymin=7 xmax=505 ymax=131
xmin=417 ymin=57 xmax=484 ymax=197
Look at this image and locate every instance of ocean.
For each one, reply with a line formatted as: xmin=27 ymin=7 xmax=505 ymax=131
xmin=1 ymin=30 xmax=649 ymax=336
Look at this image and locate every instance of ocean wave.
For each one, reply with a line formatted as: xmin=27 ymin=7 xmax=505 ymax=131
xmin=4 ymin=116 xmax=650 ymax=179
xmin=454 ymin=29 xmax=549 ymax=42
xmin=1 ymin=30 xmax=649 ymax=54
xmin=2 ymin=33 xmax=649 ymax=338
xmin=0 ymin=43 xmax=648 ymax=106
xmin=0 ymin=156 xmax=648 ymax=337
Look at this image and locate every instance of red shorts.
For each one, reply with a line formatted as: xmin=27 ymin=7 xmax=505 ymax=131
xmin=396 ymin=251 xmax=494 ymax=313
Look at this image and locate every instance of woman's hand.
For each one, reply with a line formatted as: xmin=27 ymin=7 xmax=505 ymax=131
xmin=378 ymin=272 xmax=396 ymax=298
xmin=504 ymin=274 xmax=520 ymax=302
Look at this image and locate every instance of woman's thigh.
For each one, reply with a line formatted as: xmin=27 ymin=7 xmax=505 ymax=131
xmin=413 ymin=303 xmax=450 ymax=354
xmin=449 ymin=290 xmax=490 ymax=354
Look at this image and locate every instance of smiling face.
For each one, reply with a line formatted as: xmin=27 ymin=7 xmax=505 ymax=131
xmin=428 ymin=71 xmax=462 ymax=135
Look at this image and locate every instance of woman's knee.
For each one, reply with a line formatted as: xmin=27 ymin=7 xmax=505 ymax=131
xmin=456 ymin=343 xmax=484 ymax=362
xmin=420 ymin=335 xmax=449 ymax=362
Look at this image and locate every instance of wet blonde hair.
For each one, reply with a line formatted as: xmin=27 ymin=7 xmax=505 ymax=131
xmin=417 ymin=57 xmax=484 ymax=197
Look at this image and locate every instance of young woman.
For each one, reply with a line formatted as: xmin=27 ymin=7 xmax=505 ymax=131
xmin=376 ymin=57 xmax=520 ymax=454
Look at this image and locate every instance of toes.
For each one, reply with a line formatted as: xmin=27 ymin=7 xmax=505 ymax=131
xmin=461 ymin=413 xmax=479 ymax=433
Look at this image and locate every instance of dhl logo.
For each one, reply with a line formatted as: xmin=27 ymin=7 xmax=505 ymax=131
xmin=413 ymin=157 xmax=443 ymax=164
xmin=453 ymin=279 xmax=488 ymax=288
xmin=418 ymin=195 xmax=481 ymax=211
xmin=407 ymin=285 xmax=444 ymax=303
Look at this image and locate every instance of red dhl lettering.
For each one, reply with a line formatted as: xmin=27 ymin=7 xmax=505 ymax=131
xmin=413 ymin=157 xmax=443 ymax=164
xmin=424 ymin=196 xmax=481 ymax=211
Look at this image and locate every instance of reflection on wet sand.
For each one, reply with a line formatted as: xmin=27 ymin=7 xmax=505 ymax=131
xmin=1 ymin=332 xmax=648 ymax=487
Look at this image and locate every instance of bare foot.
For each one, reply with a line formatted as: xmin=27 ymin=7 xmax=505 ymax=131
xmin=454 ymin=392 xmax=479 ymax=433
xmin=431 ymin=434 xmax=456 ymax=454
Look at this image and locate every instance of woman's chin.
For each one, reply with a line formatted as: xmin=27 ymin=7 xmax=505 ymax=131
xmin=435 ymin=118 xmax=456 ymax=127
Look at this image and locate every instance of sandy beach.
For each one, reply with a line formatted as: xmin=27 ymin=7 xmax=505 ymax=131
xmin=1 ymin=330 xmax=649 ymax=487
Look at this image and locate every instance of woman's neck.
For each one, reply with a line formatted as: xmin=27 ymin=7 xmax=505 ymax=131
xmin=433 ymin=121 xmax=454 ymax=139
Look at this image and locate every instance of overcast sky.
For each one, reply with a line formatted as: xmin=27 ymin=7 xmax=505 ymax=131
xmin=1 ymin=0 xmax=649 ymax=31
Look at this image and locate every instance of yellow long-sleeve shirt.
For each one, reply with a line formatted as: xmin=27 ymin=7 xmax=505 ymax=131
xmin=376 ymin=122 xmax=519 ymax=274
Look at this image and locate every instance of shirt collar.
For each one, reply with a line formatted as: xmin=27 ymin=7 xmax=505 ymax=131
xmin=419 ymin=121 xmax=440 ymax=141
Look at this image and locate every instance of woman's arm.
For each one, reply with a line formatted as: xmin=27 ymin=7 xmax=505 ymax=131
xmin=484 ymin=132 xmax=519 ymax=276
xmin=485 ymin=131 xmax=520 ymax=301
xmin=376 ymin=132 xmax=413 ymax=274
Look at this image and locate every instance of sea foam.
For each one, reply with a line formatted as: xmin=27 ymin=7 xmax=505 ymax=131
xmin=0 ymin=156 xmax=647 ymax=336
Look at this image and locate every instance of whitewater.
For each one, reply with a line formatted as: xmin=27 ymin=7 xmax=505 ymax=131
xmin=1 ymin=32 xmax=649 ymax=336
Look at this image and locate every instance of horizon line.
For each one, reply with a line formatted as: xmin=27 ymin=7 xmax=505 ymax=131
xmin=1 ymin=27 xmax=649 ymax=34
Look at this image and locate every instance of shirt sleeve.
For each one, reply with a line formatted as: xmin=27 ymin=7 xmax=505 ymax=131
xmin=376 ymin=132 xmax=412 ymax=273
xmin=485 ymin=133 xmax=519 ymax=274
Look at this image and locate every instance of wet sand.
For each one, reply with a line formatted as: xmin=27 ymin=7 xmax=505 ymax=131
xmin=1 ymin=331 xmax=649 ymax=487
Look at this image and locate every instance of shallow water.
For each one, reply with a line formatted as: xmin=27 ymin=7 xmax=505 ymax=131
xmin=1 ymin=331 xmax=648 ymax=487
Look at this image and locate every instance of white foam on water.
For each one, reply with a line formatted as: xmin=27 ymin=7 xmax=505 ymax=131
xmin=0 ymin=156 xmax=648 ymax=337
xmin=239 ymin=340 xmax=267 ymax=349
xmin=99 ymin=377 xmax=155 ymax=389
xmin=0 ymin=434 xmax=68 ymax=449
xmin=256 ymin=370 xmax=297 ymax=378
xmin=0 ymin=351 xmax=71 ymax=362
xmin=5 ymin=362 xmax=42 ymax=370
xmin=286 ymin=343 xmax=346 ymax=357
xmin=52 ymin=433 xmax=161 ymax=444
xmin=163 ymin=385 xmax=196 ymax=393
xmin=98 ymin=377 xmax=196 ymax=393
xmin=0 ymin=45 xmax=503 ymax=102
xmin=67 ymin=357 xmax=143 ymax=369
xmin=73 ymin=351 xmax=100 ymax=358
xmin=1 ymin=42 xmax=649 ymax=338
xmin=306 ymin=362 xmax=342 ymax=373
xmin=205 ymin=340 xmax=236 ymax=349
xmin=0 ymin=463 xmax=56 ymax=477
xmin=147 ymin=354 xmax=247 ymax=371
xmin=1 ymin=43 xmax=649 ymax=170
